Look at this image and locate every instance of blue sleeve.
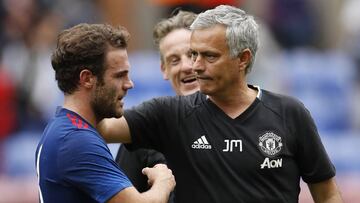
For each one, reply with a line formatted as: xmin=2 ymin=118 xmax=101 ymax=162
xmin=58 ymin=130 xmax=132 ymax=203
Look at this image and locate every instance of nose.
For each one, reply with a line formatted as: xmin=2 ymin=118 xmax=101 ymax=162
xmin=192 ymin=55 xmax=204 ymax=73
xmin=124 ymin=77 xmax=134 ymax=90
xmin=181 ymin=57 xmax=193 ymax=72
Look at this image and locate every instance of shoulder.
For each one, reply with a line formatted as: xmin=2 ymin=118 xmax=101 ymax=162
xmin=53 ymin=129 xmax=107 ymax=167
xmin=64 ymin=129 xmax=103 ymax=145
xmin=148 ymin=91 xmax=205 ymax=107
xmin=125 ymin=91 xmax=206 ymax=115
xmin=47 ymin=108 xmax=97 ymax=136
xmin=57 ymin=129 xmax=114 ymax=176
xmin=41 ymin=112 xmax=100 ymax=150
xmin=58 ymin=114 xmax=102 ymax=148
xmin=259 ymin=89 xmax=314 ymax=133
xmin=259 ymin=89 xmax=307 ymax=116
xmin=51 ymin=110 xmax=107 ymax=157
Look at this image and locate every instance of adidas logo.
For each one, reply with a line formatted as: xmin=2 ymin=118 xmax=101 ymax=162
xmin=191 ymin=135 xmax=212 ymax=149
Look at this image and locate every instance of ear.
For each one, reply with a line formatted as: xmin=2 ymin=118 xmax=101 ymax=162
xmin=160 ymin=62 xmax=169 ymax=80
xmin=79 ymin=69 xmax=96 ymax=89
xmin=238 ymin=49 xmax=252 ymax=72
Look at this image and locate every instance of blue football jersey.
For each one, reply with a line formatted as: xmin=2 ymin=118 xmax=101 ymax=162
xmin=35 ymin=107 xmax=132 ymax=203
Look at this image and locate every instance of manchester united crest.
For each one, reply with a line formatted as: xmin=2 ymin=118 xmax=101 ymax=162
xmin=259 ymin=132 xmax=283 ymax=156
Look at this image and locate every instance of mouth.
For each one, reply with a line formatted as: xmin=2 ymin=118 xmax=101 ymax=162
xmin=181 ymin=75 xmax=197 ymax=84
xmin=117 ymin=97 xmax=124 ymax=106
xmin=196 ymin=75 xmax=211 ymax=80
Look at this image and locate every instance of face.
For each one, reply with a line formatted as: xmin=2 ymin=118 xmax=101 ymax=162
xmin=159 ymin=29 xmax=199 ymax=95
xmin=190 ymin=24 xmax=243 ymax=97
xmin=91 ymin=48 xmax=134 ymax=120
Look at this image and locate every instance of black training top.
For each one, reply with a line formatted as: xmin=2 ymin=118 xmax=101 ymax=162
xmin=124 ymin=86 xmax=335 ymax=203
xmin=115 ymin=146 xmax=175 ymax=203
xmin=115 ymin=146 xmax=166 ymax=192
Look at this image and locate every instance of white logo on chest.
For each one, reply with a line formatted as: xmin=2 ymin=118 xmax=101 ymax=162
xmin=260 ymin=157 xmax=283 ymax=169
xmin=223 ymin=139 xmax=242 ymax=152
xmin=191 ymin=135 xmax=212 ymax=150
xmin=258 ymin=132 xmax=283 ymax=156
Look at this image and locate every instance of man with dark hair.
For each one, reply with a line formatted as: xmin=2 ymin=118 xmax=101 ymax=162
xmin=116 ymin=11 xmax=198 ymax=201
xmin=35 ymin=23 xmax=175 ymax=203
xmin=99 ymin=5 xmax=343 ymax=203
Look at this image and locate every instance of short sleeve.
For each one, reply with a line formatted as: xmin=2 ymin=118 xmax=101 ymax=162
xmin=292 ymin=103 xmax=336 ymax=183
xmin=58 ymin=130 xmax=132 ymax=203
xmin=124 ymin=97 xmax=171 ymax=152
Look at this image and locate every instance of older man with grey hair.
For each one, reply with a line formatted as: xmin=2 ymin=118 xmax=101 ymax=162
xmin=99 ymin=5 xmax=343 ymax=203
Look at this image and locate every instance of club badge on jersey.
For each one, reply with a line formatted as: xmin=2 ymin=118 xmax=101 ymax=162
xmin=258 ymin=132 xmax=283 ymax=169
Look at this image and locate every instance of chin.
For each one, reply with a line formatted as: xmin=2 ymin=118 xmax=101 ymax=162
xmin=179 ymin=88 xmax=198 ymax=96
xmin=186 ymin=90 xmax=199 ymax=95
xmin=114 ymin=111 xmax=124 ymax=118
xmin=199 ymin=88 xmax=212 ymax=95
xmin=105 ymin=110 xmax=123 ymax=119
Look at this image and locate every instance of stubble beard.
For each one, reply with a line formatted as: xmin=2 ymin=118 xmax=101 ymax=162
xmin=91 ymin=85 xmax=122 ymax=121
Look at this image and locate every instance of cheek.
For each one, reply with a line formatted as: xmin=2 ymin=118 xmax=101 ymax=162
xmin=110 ymin=85 xmax=119 ymax=97
xmin=99 ymin=85 xmax=117 ymax=100
xmin=113 ymin=82 xmax=122 ymax=92
xmin=169 ymin=67 xmax=181 ymax=80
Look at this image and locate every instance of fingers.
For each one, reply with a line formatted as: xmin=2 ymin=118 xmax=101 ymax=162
xmin=142 ymin=164 xmax=168 ymax=175
xmin=141 ymin=167 xmax=150 ymax=176
xmin=153 ymin=163 xmax=167 ymax=168
xmin=142 ymin=164 xmax=175 ymax=188
xmin=141 ymin=167 xmax=153 ymax=186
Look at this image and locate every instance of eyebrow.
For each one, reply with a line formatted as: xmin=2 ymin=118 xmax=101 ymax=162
xmin=191 ymin=49 xmax=219 ymax=55
xmin=165 ymin=54 xmax=180 ymax=61
xmin=201 ymin=51 xmax=220 ymax=56
xmin=112 ymin=70 xmax=129 ymax=77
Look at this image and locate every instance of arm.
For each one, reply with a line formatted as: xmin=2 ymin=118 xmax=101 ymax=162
xmin=308 ymin=177 xmax=343 ymax=203
xmin=107 ymin=164 xmax=175 ymax=203
xmin=289 ymin=101 xmax=341 ymax=202
xmin=98 ymin=117 xmax=132 ymax=143
xmin=116 ymin=147 xmax=167 ymax=192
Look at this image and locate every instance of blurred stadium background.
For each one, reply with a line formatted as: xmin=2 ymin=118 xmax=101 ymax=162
xmin=0 ymin=0 xmax=359 ymax=202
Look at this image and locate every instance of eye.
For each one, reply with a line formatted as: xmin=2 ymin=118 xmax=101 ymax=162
xmin=186 ymin=50 xmax=192 ymax=59
xmin=169 ymin=57 xmax=180 ymax=66
xmin=191 ymin=51 xmax=198 ymax=62
xmin=205 ymin=53 xmax=218 ymax=62
xmin=114 ymin=70 xmax=129 ymax=79
xmin=206 ymin=55 xmax=216 ymax=61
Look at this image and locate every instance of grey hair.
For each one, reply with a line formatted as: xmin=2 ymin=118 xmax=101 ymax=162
xmin=190 ymin=5 xmax=259 ymax=73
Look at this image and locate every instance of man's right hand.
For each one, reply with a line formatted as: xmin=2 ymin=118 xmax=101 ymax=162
xmin=108 ymin=164 xmax=175 ymax=203
xmin=142 ymin=164 xmax=176 ymax=193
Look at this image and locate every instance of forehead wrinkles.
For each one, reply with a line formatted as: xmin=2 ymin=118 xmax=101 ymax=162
xmin=105 ymin=50 xmax=130 ymax=74
xmin=160 ymin=29 xmax=191 ymax=51
xmin=191 ymin=27 xmax=228 ymax=53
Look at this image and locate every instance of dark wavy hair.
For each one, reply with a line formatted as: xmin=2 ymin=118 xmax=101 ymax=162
xmin=51 ymin=23 xmax=130 ymax=94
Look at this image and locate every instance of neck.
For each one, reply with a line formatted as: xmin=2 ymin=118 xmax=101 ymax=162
xmin=208 ymin=84 xmax=258 ymax=119
xmin=63 ymin=92 xmax=97 ymax=127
